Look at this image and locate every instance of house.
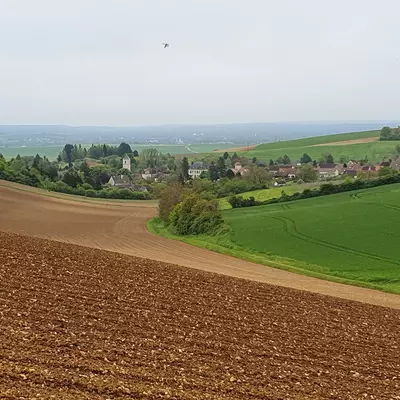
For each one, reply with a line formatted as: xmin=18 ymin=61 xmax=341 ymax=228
xmin=230 ymin=162 xmax=249 ymax=176
xmin=278 ymin=165 xmax=297 ymax=173
xmin=361 ymin=165 xmax=377 ymax=172
xmin=390 ymin=159 xmax=400 ymax=170
xmin=376 ymin=161 xmax=390 ymax=171
xmin=275 ymin=170 xmax=297 ymax=179
xmin=318 ymin=164 xmax=343 ymax=178
xmin=268 ymin=165 xmax=280 ymax=175
xmin=108 ymin=175 xmax=148 ymax=192
xmin=343 ymin=169 xmax=357 ymax=178
xmin=188 ymin=162 xmax=208 ymax=178
xmin=141 ymin=168 xmax=156 ymax=180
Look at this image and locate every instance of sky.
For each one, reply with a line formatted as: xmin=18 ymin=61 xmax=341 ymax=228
xmin=0 ymin=0 xmax=399 ymax=126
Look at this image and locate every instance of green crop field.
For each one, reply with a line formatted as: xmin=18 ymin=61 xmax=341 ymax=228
xmin=222 ymin=184 xmax=400 ymax=293
xmin=219 ymin=182 xmax=323 ymax=210
xmin=244 ymin=130 xmax=398 ymax=164
xmin=151 ymin=183 xmax=400 ymax=293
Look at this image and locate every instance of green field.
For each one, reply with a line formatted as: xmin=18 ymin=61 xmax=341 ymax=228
xmin=151 ymin=183 xmax=400 ymax=293
xmin=244 ymin=130 xmax=397 ymax=163
xmin=219 ymin=182 xmax=322 ymax=210
xmin=0 ymin=143 xmax=245 ymax=160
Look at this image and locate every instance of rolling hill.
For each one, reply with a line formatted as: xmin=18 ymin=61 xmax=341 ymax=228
xmin=245 ymin=129 xmax=397 ymax=163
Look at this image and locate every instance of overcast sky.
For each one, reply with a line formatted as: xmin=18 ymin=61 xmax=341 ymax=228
xmin=0 ymin=0 xmax=399 ymax=126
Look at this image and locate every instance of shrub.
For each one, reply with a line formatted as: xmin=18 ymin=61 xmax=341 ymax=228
xmin=170 ymin=193 xmax=224 ymax=235
xmin=158 ymin=184 xmax=186 ymax=222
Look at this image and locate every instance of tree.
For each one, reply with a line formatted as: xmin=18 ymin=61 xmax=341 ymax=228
xmin=63 ymin=144 xmax=74 ymax=167
xmin=378 ymin=167 xmax=397 ymax=177
xmin=283 ymin=155 xmax=291 ymax=165
xmin=103 ymin=144 xmax=108 ymax=157
xmin=320 ymin=152 xmax=334 ymax=164
xmin=296 ymin=164 xmax=318 ymax=182
xmin=208 ymin=162 xmax=219 ymax=182
xmin=223 ymin=152 xmax=229 ymax=160
xmin=269 ymin=159 xmax=274 ymax=166
xmin=117 ymin=142 xmax=132 ymax=157
xmin=80 ymin=161 xmax=90 ymax=178
xmin=139 ymin=148 xmax=161 ymax=168
xmin=252 ymin=157 xmax=257 ymax=164
xmin=226 ymin=169 xmax=235 ymax=180
xmin=326 ymin=154 xmax=334 ymax=164
xmin=57 ymin=154 xmax=62 ymax=163
xmin=181 ymin=157 xmax=189 ymax=181
xmin=62 ymin=170 xmax=82 ymax=188
xmin=300 ymin=153 xmax=312 ymax=164
xmin=312 ymin=160 xmax=318 ymax=167
xmin=216 ymin=157 xmax=227 ymax=178
xmin=381 ymin=126 xmax=392 ymax=139
xmin=158 ymin=184 xmax=186 ymax=222
xmin=244 ymin=166 xmax=272 ymax=185
xmin=32 ymin=154 xmax=42 ymax=169
xmin=133 ymin=150 xmax=139 ymax=157
xmin=231 ymin=152 xmax=240 ymax=166
xmin=170 ymin=193 xmax=223 ymax=235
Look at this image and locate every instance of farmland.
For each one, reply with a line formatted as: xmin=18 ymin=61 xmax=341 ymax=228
xmin=1 ymin=231 xmax=400 ymax=398
xmin=220 ymin=184 xmax=400 ymax=293
xmin=0 ymin=142 xmax=246 ymax=160
xmin=244 ymin=129 xmax=398 ymax=163
xmin=219 ymin=182 xmax=322 ymax=210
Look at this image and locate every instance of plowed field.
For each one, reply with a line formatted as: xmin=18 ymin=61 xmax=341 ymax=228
xmin=1 ymin=181 xmax=400 ymax=309
xmin=1 ymin=232 xmax=400 ymax=399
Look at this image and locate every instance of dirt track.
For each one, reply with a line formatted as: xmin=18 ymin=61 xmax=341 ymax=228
xmin=310 ymin=137 xmax=379 ymax=147
xmin=1 ymin=232 xmax=399 ymax=399
xmin=0 ymin=180 xmax=399 ymax=309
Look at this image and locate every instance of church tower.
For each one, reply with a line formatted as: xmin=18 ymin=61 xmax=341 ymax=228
xmin=122 ymin=155 xmax=131 ymax=171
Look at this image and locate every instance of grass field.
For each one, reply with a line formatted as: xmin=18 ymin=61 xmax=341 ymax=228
xmin=244 ymin=130 xmax=398 ymax=163
xmin=219 ymin=182 xmax=322 ymax=209
xmin=0 ymin=142 xmax=246 ymax=160
xmin=152 ymin=183 xmax=400 ymax=293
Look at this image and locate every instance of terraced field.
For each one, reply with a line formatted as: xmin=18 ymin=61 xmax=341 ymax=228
xmin=1 ymin=232 xmax=400 ymax=399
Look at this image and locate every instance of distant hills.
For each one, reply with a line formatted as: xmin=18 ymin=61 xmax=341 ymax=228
xmin=0 ymin=121 xmax=397 ymax=147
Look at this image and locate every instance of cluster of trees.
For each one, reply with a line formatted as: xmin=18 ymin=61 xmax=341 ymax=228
xmin=228 ymin=172 xmax=400 ymax=208
xmin=59 ymin=143 xmax=139 ymax=163
xmin=380 ymin=126 xmax=400 ymax=141
xmin=158 ymin=184 xmax=224 ymax=235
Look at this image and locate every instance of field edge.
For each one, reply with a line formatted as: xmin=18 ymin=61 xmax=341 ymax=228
xmin=146 ymin=218 xmax=397 ymax=294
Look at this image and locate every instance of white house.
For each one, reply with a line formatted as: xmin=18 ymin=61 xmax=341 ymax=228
xmin=188 ymin=162 xmax=208 ymax=178
xmin=122 ymin=155 xmax=131 ymax=171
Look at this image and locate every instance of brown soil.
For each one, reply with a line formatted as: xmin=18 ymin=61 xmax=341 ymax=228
xmin=310 ymin=137 xmax=379 ymax=147
xmin=1 ymin=231 xmax=399 ymax=399
xmin=212 ymin=145 xmax=257 ymax=153
xmin=0 ymin=180 xmax=399 ymax=310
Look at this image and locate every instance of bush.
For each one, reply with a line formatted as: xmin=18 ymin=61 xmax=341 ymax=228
xmin=158 ymin=184 xmax=186 ymax=222
xmin=170 ymin=193 xmax=224 ymax=235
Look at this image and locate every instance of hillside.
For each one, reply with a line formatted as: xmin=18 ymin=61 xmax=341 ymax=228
xmin=1 ymin=231 xmax=399 ymax=398
xmin=224 ymin=184 xmax=400 ymax=293
xmin=246 ymin=129 xmax=397 ymax=163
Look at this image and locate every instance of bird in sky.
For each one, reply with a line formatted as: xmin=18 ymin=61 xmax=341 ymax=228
xmin=162 ymin=43 xmax=170 ymax=49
